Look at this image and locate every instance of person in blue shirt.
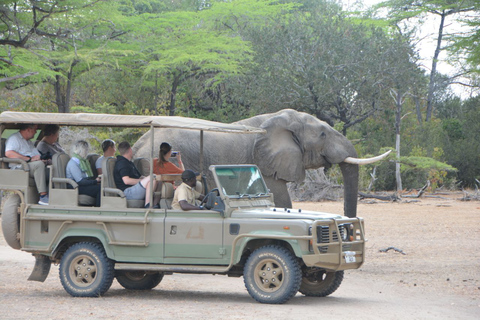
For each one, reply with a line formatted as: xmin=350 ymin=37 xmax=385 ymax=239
xmin=66 ymin=140 xmax=101 ymax=207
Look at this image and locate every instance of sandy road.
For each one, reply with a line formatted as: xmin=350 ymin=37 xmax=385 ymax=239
xmin=0 ymin=197 xmax=479 ymax=319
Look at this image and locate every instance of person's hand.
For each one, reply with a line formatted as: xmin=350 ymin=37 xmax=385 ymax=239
xmin=96 ymin=176 xmax=101 ymax=183
xmin=31 ymin=155 xmax=41 ymax=162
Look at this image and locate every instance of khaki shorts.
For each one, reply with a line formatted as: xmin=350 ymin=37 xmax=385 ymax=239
xmin=124 ymin=182 xmax=145 ymax=200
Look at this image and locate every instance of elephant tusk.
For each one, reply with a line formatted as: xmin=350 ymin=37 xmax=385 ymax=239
xmin=344 ymin=150 xmax=392 ymax=165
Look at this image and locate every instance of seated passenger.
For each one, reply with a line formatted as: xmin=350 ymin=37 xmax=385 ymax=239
xmin=153 ymin=142 xmax=185 ymax=175
xmin=66 ymin=140 xmax=101 ymax=207
xmin=95 ymin=139 xmax=116 ymax=175
xmin=5 ymin=124 xmax=49 ymax=205
xmin=114 ymin=141 xmax=159 ymax=208
xmin=36 ymin=124 xmax=65 ymax=162
xmin=171 ymin=170 xmax=205 ymax=211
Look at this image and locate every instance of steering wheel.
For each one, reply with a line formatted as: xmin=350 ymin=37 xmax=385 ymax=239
xmin=200 ymin=188 xmax=220 ymax=210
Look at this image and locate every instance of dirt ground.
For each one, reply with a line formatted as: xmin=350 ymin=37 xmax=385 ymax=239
xmin=0 ymin=196 xmax=479 ymax=319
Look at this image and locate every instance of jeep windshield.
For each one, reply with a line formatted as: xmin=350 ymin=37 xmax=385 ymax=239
xmin=213 ymin=166 xmax=269 ymax=198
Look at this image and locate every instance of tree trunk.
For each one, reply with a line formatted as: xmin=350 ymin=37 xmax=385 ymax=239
xmin=426 ymin=11 xmax=446 ymax=122
xmin=54 ymin=75 xmax=66 ymax=113
xmin=154 ymin=71 xmax=159 ymax=115
xmin=169 ymin=72 xmax=181 ymax=116
xmin=392 ymin=89 xmax=404 ymax=192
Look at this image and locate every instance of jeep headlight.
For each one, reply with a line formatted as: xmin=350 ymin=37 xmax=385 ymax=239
xmin=340 ymin=224 xmax=352 ymax=241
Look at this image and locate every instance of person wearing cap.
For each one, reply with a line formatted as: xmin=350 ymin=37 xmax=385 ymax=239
xmin=171 ymin=169 xmax=205 ymax=211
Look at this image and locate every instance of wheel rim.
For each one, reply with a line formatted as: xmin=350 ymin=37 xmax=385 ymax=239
xmin=69 ymin=254 xmax=97 ymax=287
xmin=254 ymin=258 xmax=284 ymax=292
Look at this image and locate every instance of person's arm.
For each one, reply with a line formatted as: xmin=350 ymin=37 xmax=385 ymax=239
xmin=122 ymin=176 xmax=141 ymax=186
xmin=5 ymin=150 xmax=32 ymax=161
xmin=68 ymin=161 xmax=87 ymax=183
xmin=179 ymin=200 xmax=203 ymax=211
xmin=176 ymin=152 xmax=185 ymax=171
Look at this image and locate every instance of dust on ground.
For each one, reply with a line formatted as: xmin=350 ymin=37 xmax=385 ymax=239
xmin=0 ymin=195 xmax=479 ymax=319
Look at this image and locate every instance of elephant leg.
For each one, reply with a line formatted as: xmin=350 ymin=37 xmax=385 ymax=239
xmin=263 ymin=176 xmax=292 ymax=208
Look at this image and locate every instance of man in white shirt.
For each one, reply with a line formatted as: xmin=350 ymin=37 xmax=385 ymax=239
xmin=5 ymin=124 xmax=49 ymax=205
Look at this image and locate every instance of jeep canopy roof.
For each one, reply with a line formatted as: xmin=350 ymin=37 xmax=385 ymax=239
xmin=0 ymin=111 xmax=265 ymax=134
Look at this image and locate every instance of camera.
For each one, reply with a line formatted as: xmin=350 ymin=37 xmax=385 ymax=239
xmin=170 ymin=151 xmax=178 ymax=157
xmin=39 ymin=151 xmax=52 ymax=161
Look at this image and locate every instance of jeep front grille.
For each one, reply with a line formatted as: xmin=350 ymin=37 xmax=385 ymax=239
xmin=317 ymin=225 xmax=346 ymax=253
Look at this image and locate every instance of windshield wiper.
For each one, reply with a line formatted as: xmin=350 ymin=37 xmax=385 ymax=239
xmin=235 ymin=192 xmax=251 ymax=199
xmin=254 ymin=192 xmax=269 ymax=197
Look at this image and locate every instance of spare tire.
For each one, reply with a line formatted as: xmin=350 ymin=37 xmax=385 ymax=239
xmin=1 ymin=194 xmax=22 ymax=250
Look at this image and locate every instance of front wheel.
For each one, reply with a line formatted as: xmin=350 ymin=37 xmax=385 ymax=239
xmin=116 ymin=271 xmax=164 ymax=290
xmin=59 ymin=242 xmax=114 ymax=297
xmin=299 ymin=268 xmax=344 ymax=297
xmin=243 ymin=245 xmax=301 ymax=304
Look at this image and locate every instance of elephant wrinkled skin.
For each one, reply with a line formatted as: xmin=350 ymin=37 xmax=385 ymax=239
xmin=134 ymin=109 xmax=379 ymax=217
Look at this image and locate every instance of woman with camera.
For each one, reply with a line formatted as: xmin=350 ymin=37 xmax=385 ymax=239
xmin=153 ymin=142 xmax=184 ymax=176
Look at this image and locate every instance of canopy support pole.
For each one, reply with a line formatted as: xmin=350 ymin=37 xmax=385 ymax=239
xmin=199 ymin=130 xmax=204 ymax=174
xmin=149 ymin=124 xmax=154 ymax=207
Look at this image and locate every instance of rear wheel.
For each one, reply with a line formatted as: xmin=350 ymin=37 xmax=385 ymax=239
xmin=299 ymin=268 xmax=344 ymax=297
xmin=59 ymin=242 xmax=114 ymax=297
xmin=116 ymin=271 xmax=163 ymax=290
xmin=243 ymin=245 xmax=301 ymax=304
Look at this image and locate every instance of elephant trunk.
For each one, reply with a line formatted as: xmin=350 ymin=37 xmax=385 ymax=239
xmin=339 ymin=162 xmax=359 ymax=218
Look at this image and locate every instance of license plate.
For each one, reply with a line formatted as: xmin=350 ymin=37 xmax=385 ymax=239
xmin=344 ymin=251 xmax=356 ymax=263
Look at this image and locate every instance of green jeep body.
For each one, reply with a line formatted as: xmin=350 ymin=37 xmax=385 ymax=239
xmin=1 ymin=112 xmax=365 ymax=304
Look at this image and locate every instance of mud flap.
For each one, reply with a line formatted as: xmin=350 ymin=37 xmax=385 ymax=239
xmin=28 ymin=254 xmax=51 ymax=282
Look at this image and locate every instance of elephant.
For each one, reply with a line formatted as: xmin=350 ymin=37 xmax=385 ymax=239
xmin=133 ymin=109 xmax=389 ymax=217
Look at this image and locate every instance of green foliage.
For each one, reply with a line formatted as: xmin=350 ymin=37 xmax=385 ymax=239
xmin=400 ymin=156 xmax=456 ymax=172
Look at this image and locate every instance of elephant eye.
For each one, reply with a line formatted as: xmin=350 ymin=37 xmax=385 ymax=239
xmin=320 ymin=132 xmax=326 ymax=138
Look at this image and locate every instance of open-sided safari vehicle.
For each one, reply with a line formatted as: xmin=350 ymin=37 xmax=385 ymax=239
xmin=0 ymin=111 xmax=365 ymax=304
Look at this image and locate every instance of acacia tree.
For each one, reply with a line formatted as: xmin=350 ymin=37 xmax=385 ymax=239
xmin=0 ymin=0 xmax=128 ymax=112
xmin=125 ymin=0 xmax=294 ymax=116
xmin=375 ymin=0 xmax=477 ymax=122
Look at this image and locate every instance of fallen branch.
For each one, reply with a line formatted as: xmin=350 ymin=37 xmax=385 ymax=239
xmin=403 ymin=181 xmax=430 ymax=198
xmin=358 ymin=192 xmax=399 ymax=201
xmin=379 ymin=247 xmax=406 ymax=255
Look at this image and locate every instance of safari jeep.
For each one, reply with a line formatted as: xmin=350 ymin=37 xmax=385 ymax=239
xmin=0 ymin=112 xmax=365 ymax=304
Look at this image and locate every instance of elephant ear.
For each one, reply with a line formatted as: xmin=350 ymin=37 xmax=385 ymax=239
xmin=254 ymin=111 xmax=305 ymax=183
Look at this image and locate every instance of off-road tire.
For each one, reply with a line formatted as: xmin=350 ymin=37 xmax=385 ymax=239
xmin=1 ymin=194 xmax=21 ymax=250
xmin=299 ymin=269 xmax=344 ymax=297
xmin=59 ymin=242 xmax=114 ymax=297
xmin=116 ymin=271 xmax=164 ymax=290
xmin=243 ymin=245 xmax=301 ymax=304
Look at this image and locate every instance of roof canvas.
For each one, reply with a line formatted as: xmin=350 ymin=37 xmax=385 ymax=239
xmin=0 ymin=112 xmax=265 ymax=134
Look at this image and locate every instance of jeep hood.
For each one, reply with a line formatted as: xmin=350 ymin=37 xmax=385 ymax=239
xmin=231 ymin=207 xmax=342 ymax=220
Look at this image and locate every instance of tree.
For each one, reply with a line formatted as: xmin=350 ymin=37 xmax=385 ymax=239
xmin=238 ymin=3 xmax=415 ymax=135
xmin=114 ymin=0 xmax=294 ymax=116
xmin=0 ymin=0 xmax=128 ymax=112
xmin=375 ymin=0 xmax=477 ymax=121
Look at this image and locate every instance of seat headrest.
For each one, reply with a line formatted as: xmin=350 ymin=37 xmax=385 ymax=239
xmin=161 ymin=182 xmax=174 ymax=198
xmin=133 ymin=158 xmax=150 ymax=176
xmin=51 ymin=153 xmax=70 ymax=188
xmin=87 ymin=153 xmax=100 ymax=178
xmin=195 ymin=180 xmax=203 ymax=193
xmin=102 ymin=156 xmax=117 ymax=188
